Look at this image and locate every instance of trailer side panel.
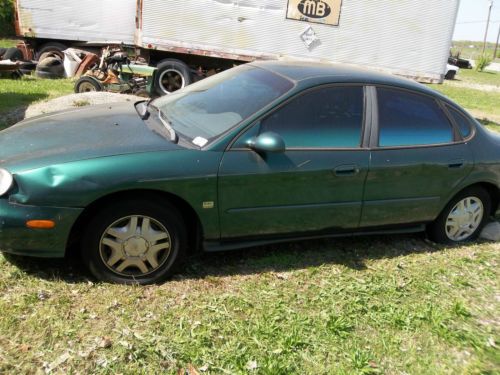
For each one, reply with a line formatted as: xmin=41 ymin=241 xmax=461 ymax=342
xmin=140 ymin=0 xmax=459 ymax=82
xmin=16 ymin=0 xmax=137 ymax=44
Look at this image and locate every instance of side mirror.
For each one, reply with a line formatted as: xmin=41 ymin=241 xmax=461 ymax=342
xmin=135 ymin=100 xmax=150 ymax=120
xmin=247 ymin=131 xmax=285 ymax=153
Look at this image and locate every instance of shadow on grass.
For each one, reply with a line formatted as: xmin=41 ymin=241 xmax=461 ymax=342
xmin=2 ymin=233 xmax=451 ymax=284
xmin=0 ymin=92 xmax=48 ymax=130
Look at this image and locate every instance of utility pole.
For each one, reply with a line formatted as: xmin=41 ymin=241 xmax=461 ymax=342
xmin=494 ymin=24 xmax=500 ymax=59
xmin=482 ymin=1 xmax=493 ymax=55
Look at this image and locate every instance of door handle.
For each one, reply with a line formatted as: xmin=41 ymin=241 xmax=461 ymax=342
xmin=334 ymin=165 xmax=359 ymax=176
xmin=448 ymin=159 xmax=465 ymax=169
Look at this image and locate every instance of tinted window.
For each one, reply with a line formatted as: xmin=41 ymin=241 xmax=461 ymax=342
xmin=258 ymin=86 xmax=364 ymax=148
xmin=154 ymin=65 xmax=293 ymax=142
xmin=446 ymin=105 xmax=473 ymax=138
xmin=378 ymin=88 xmax=454 ymax=147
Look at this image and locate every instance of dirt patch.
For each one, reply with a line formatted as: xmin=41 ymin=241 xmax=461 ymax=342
xmin=3 ymin=92 xmax=143 ymax=127
xmin=25 ymin=92 xmax=143 ymax=119
xmin=446 ymin=80 xmax=500 ymax=93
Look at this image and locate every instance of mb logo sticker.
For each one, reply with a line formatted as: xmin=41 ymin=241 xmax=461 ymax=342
xmin=298 ymin=0 xmax=331 ymax=18
xmin=287 ymin=0 xmax=342 ymax=26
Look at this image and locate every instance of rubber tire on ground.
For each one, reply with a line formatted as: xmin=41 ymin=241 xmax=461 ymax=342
xmin=427 ymin=186 xmax=491 ymax=244
xmin=3 ymin=47 xmax=23 ymax=61
xmin=445 ymin=70 xmax=456 ymax=80
xmin=154 ymin=59 xmax=192 ymax=96
xmin=10 ymin=70 xmax=22 ymax=79
xmin=81 ymin=199 xmax=187 ymax=284
xmin=35 ymin=56 xmax=65 ymax=79
xmin=35 ymin=42 xmax=67 ymax=61
xmin=74 ymin=76 xmax=104 ymax=93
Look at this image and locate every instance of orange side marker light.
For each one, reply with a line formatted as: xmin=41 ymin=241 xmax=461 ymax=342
xmin=26 ymin=220 xmax=56 ymax=229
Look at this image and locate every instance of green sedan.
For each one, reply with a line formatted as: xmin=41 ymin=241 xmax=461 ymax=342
xmin=0 ymin=61 xmax=499 ymax=284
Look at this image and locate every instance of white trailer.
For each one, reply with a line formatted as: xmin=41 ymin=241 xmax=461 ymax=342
xmin=15 ymin=0 xmax=460 ymax=90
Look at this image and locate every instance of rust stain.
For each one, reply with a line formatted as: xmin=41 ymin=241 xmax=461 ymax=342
xmin=13 ymin=0 xmax=21 ymax=36
xmin=145 ymin=42 xmax=276 ymax=62
xmin=17 ymin=5 xmax=36 ymax=38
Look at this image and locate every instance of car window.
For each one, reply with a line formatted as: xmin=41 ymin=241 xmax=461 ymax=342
xmin=153 ymin=65 xmax=294 ymax=143
xmin=377 ymin=88 xmax=454 ymax=147
xmin=255 ymin=86 xmax=364 ymax=148
xmin=446 ymin=105 xmax=473 ymax=138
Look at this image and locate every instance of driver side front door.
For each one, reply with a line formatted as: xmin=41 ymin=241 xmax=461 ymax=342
xmin=217 ymin=85 xmax=370 ymax=239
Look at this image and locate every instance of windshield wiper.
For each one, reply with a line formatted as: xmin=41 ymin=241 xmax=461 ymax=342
xmin=156 ymin=107 xmax=178 ymax=143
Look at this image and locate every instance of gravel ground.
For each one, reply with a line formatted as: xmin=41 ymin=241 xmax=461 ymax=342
xmin=25 ymin=92 xmax=143 ymax=119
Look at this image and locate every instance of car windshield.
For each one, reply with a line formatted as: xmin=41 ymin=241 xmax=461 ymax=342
xmin=152 ymin=64 xmax=294 ymax=145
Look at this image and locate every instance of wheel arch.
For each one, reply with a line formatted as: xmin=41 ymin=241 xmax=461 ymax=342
xmin=65 ymin=189 xmax=203 ymax=258
xmin=442 ymin=182 xmax=499 ymax=218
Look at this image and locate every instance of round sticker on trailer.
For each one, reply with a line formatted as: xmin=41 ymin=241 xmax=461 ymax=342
xmin=298 ymin=0 xmax=331 ymax=18
xmin=192 ymin=137 xmax=208 ymax=147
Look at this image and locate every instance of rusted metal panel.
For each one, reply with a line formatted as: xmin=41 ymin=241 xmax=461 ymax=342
xmin=139 ymin=0 xmax=459 ymax=83
xmin=16 ymin=0 xmax=137 ymax=44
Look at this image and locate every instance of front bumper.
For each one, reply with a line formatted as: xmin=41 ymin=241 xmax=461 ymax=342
xmin=0 ymin=199 xmax=83 ymax=258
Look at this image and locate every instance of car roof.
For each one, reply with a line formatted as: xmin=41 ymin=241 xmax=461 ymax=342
xmin=251 ymin=60 xmax=446 ymax=100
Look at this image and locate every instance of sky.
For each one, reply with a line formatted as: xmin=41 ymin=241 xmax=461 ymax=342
xmin=453 ymin=0 xmax=500 ymax=42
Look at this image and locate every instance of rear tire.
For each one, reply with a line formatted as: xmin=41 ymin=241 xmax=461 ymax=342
xmin=36 ymin=42 xmax=67 ymax=61
xmin=35 ymin=56 xmax=65 ymax=79
xmin=81 ymin=200 xmax=187 ymax=284
xmin=3 ymin=47 xmax=23 ymax=61
xmin=445 ymin=70 xmax=456 ymax=80
xmin=154 ymin=59 xmax=192 ymax=96
xmin=428 ymin=187 xmax=491 ymax=244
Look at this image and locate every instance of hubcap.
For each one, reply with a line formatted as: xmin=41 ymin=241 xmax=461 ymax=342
xmin=99 ymin=215 xmax=171 ymax=277
xmin=158 ymin=69 xmax=185 ymax=94
xmin=78 ymin=81 xmax=97 ymax=92
xmin=445 ymin=197 xmax=484 ymax=241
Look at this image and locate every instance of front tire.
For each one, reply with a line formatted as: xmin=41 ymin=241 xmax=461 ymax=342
xmin=428 ymin=187 xmax=491 ymax=244
xmin=74 ymin=76 xmax=103 ymax=93
xmin=81 ymin=200 xmax=187 ymax=284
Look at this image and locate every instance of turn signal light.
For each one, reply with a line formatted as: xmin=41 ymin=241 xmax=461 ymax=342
xmin=26 ymin=220 xmax=56 ymax=229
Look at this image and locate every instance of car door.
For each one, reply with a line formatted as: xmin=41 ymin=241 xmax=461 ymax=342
xmin=217 ymin=85 xmax=370 ymax=239
xmin=360 ymin=86 xmax=474 ymax=227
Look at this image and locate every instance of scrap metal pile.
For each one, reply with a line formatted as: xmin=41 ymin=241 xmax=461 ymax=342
xmin=1 ymin=41 xmax=157 ymax=97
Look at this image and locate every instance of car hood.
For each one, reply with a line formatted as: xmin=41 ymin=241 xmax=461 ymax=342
xmin=0 ymin=102 xmax=181 ymax=172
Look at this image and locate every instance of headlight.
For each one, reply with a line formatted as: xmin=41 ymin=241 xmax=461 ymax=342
xmin=0 ymin=168 xmax=14 ymax=196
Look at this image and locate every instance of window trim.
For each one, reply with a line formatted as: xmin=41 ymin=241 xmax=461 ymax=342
xmin=441 ymin=102 xmax=477 ymax=142
xmin=227 ymin=83 xmax=369 ymax=151
xmin=372 ymin=85 xmax=467 ymax=150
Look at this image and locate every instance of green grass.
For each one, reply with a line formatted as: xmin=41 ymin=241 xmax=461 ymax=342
xmin=0 ymin=77 xmax=74 ymax=129
xmin=0 ymin=38 xmax=18 ymax=48
xmin=0 ymin=237 xmax=498 ymax=374
xmin=0 ymin=37 xmax=74 ymax=129
xmin=455 ymin=69 xmax=500 ymax=87
xmin=429 ymin=83 xmax=500 ymax=131
xmin=429 ymin=84 xmax=500 ymax=118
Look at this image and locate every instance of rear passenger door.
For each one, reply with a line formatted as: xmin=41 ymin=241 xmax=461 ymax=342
xmin=360 ymin=87 xmax=473 ymax=228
